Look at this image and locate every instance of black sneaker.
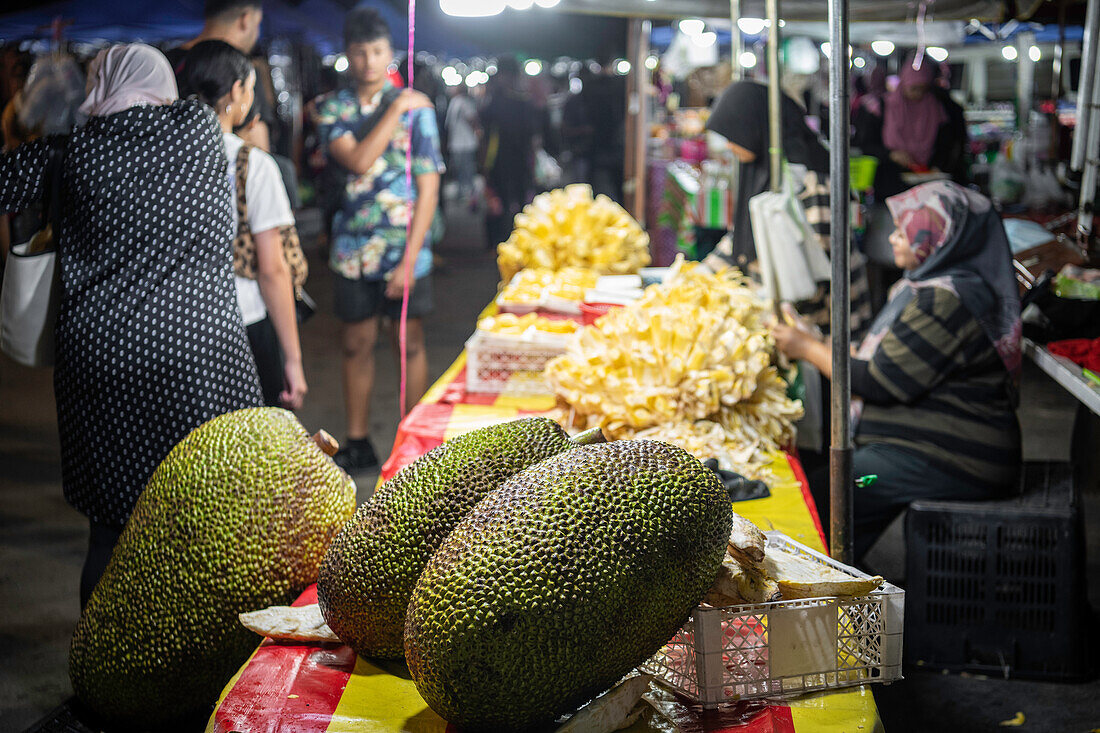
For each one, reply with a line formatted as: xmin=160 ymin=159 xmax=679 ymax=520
xmin=333 ymin=438 xmax=379 ymax=474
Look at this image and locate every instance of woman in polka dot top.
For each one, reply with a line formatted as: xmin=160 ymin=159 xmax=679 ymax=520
xmin=0 ymin=44 xmax=263 ymax=606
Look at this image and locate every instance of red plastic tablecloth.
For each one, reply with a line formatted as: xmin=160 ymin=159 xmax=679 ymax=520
xmin=208 ymin=349 xmax=881 ymax=733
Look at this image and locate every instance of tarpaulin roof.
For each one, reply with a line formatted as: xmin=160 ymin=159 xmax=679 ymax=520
xmin=556 ymin=0 xmax=1009 ymax=22
xmin=0 ymin=0 xmax=431 ymax=56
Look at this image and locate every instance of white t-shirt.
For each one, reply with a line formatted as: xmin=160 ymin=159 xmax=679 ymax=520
xmin=445 ymin=95 xmax=479 ymax=153
xmin=223 ymin=133 xmax=295 ymax=326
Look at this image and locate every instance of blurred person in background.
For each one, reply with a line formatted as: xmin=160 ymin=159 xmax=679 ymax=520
xmin=166 ymin=1 xmax=277 ymax=151
xmin=582 ymin=56 xmax=626 ymax=203
xmin=479 ymin=55 xmax=537 ymax=249
xmin=0 ymin=44 xmax=263 ymax=605
xmin=930 ymin=61 xmax=969 ymax=184
xmin=560 ymin=68 xmax=593 ymax=185
xmin=444 ymin=82 xmax=480 ymax=207
xmin=315 ymin=7 xmax=444 ymax=474
xmin=180 ymin=40 xmax=308 ymax=410
xmin=0 ymin=43 xmax=33 ymax=266
xmin=882 ymin=57 xmax=949 ymax=175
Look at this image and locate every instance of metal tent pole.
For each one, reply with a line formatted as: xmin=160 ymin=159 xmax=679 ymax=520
xmin=729 ymin=0 xmax=742 ymax=229
xmin=827 ymin=0 xmax=853 ymax=564
xmin=766 ymin=0 xmax=782 ymax=192
xmin=731 ymin=0 xmax=743 ymax=81
xmin=1071 ymin=0 xmax=1100 ymax=175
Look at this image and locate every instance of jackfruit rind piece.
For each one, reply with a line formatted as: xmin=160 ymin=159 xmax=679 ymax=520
xmin=68 ymin=407 xmax=356 ymax=728
xmin=405 ymin=440 xmax=733 ymax=731
xmin=317 ymin=417 xmax=579 ymax=659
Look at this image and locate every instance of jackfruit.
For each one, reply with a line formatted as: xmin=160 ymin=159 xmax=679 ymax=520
xmin=404 ymin=439 xmax=733 ymax=731
xmin=69 ymin=408 xmax=355 ymax=728
xmin=318 ymin=417 xmax=598 ymax=659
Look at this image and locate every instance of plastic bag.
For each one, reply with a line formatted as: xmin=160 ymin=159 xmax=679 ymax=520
xmin=534 ymin=148 xmax=562 ymax=190
xmin=19 ymin=54 xmax=85 ymax=136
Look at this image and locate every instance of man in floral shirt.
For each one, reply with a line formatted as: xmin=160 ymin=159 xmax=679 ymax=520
xmin=315 ymin=6 xmax=444 ymax=473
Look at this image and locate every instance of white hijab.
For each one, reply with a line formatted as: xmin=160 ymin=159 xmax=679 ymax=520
xmin=79 ymin=43 xmax=178 ymax=117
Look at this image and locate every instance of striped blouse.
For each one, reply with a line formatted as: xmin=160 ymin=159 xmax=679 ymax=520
xmin=852 ymin=285 xmax=1021 ymax=489
xmin=793 ymin=170 xmax=874 ymax=342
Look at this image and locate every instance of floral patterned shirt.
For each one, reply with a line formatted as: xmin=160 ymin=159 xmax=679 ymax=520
xmin=315 ymin=84 xmax=445 ymax=281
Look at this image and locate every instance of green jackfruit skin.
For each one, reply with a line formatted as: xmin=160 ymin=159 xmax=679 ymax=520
xmin=317 ymin=417 xmax=576 ymax=659
xmin=68 ymin=408 xmax=356 ymax=729
xmin=404 ymin=440 xmax=733 ymax=732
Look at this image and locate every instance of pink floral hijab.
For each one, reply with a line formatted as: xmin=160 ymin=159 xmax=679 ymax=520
xmin=858 ymin=181 xmax=1022 ymax=382
xmin=79 ymin=43 xmax=178 ymax=118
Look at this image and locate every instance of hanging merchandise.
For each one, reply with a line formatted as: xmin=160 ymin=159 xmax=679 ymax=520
xmin=749 ymin=164 xmax=831 ymax=304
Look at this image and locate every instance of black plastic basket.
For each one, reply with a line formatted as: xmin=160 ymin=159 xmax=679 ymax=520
xmin=904 ymin=462 xmax=1090 ymax=679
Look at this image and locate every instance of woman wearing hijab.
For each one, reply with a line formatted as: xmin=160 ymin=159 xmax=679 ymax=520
xmin=704 ymin=80 xmax=874 ymax=342
xmin=0 ymin=43 xmax=263 ymax=605
xmin=772 ymin=182 xmax=1022 ymax=559
xmin=882 ymin=59 xmax=949 ymax=173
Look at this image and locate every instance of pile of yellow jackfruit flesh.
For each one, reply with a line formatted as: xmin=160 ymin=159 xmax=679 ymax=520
xmin=477 ymin=312 xmax=579 ymax=337
xmin=544 ymin=260 xmax=803 ymax=478
xmin=497 ymin=184 xmax=651 ymax=283
xmin=497 ymin=267 xmax=600 ymax=306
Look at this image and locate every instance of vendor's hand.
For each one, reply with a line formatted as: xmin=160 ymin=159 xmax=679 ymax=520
xmin=889 ymin=149 xmax=915 ymax=169
xmin=385 ymin=261 xmax=416 ymax=301
xmin=771 ymin=306 xmax=819 ymax=360
xmin=772 ymin=323 xmax=818 ymax=360
xmin=395 ymin=89 xmax=433 ymax=115
xmin=280 ymin=358 xmax=308 ymax=410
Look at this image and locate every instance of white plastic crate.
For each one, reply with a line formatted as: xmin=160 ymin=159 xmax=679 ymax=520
xmin=465 ymin=329 xmax=570 ymax=395
xmin=642 ymin=531 xmax=903 ymax=707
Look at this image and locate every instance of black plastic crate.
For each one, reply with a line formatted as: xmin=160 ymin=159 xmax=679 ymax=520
xmin=904 ymin=462 xmax=1090 ymax=679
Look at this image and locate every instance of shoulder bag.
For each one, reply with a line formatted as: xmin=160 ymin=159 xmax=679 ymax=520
xmin=0 ymin=136 xmax=67 ymax=367
xmin=233 ymin=143 xmax=314 ymax=323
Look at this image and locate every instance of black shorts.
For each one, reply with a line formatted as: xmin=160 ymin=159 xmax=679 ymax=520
xmin=333 ymin=273 xmax=434 ymax=323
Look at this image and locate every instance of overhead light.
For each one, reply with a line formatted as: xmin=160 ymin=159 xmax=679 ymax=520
xmin=871 ymin=40 xmax=895 ymax=56
xmin=534 ymin=0 xmax=560 ymax=6
xmin=615 ymin=59 xmax=631 ymax=75
xmin=1002 ymin=45 xmax=1018 ymax=61
xmin=507 ymin=0 xmax=535 ymax=8
xmin=853 ymin=56 xmax=866 ymax=69
xmin=524 ymin=59 xmax=543 ymax=76
xmin=440 ymin=0 xmax=506 ymax=17
xmin=737 ymin=17 xmax=767 ymax=35
xmin=1029 ymin=45 xmax=1041 ymax=61
xmin=465 ymin=74 xmax=479 ymax=88
xmin=569 ymin=76 xmax=583 ymax=93
xmin=644 ymin=54 xmax=659 ymax=70
xmin=926 ymin=46 xmax=949 ymax=62
xmin=693 ymin=31 xmax=717 ymax=48
xmin=333 ymin=55 xmax=348 ymax=72
xmin=679 ymin=18 xmax=706 ymax=36
xmin=739 ymin=51 xmax=757 ymax=69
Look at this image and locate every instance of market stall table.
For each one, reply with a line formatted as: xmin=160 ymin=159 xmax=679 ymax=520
xmin=208 ymin=349 xmax=885 ymax=733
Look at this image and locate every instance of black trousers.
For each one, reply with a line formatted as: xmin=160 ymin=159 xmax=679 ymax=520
xmin=80 ymin=521 xmax=122 ymax=609
xmin=246 ymin=317 xmax=284 ymax=408
xmin=808 ymin=442 xmax=1013 ymax=561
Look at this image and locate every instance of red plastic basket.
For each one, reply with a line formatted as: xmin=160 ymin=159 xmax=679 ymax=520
xmin=580 ymin=302 xmax=623 ymax=326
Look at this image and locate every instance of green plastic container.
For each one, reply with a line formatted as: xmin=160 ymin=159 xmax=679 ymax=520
xmin=850 ymin=155 xmax=879 ymax=193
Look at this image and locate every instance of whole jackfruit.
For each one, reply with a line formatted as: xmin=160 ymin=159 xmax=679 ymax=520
xmin=69 ymin=408 xmax=355 ymax=729
xmin=318 ymin=417 xmax=595 ymax=659
xmin=404 ymin=440 xmax=733 ymax=731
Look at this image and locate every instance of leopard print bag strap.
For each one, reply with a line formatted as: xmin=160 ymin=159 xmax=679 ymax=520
xmin=278 ymin=224 xmax=309 ymax=297
xmin=232 ymin=143 xmax=258 ymax=280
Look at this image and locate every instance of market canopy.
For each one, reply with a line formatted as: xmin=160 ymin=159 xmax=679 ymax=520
xmin=557 ymin=0 xmax=1013 ymax=21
